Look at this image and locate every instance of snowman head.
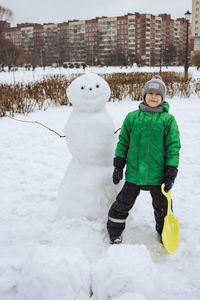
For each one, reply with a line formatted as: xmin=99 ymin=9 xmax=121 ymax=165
xmin=67 ymin=73 xmax=111 ymax=112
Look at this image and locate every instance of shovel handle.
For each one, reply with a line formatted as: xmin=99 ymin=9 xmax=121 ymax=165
xmin=161 ymin=184 xmax=172 ymax=215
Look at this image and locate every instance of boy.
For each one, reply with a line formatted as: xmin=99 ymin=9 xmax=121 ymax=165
xmin=107 ymin=75 xmax=181 ymax=244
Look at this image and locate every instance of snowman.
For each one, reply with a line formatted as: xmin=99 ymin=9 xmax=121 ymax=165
xmin=57 ymin=73 xmax=118 ymax=220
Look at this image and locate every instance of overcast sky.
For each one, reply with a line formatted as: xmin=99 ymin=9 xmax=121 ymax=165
xmin=1 ymin=0 xmax=192 ymax=26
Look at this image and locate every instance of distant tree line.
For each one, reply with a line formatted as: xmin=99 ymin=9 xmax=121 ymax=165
xmin=0 ymin=5 xmax=41 ymax=71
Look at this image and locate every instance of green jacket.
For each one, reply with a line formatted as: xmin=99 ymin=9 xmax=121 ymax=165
xmin=115 ymin=102 xmax=181 ymax=186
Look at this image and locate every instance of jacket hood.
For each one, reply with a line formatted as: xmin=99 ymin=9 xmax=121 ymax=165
xmin=161 ymin=101 xmax=169 ymax=112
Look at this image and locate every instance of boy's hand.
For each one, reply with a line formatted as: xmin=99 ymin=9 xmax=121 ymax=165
xmin=113 ymin=167 xmax=123 ymax=184
xmin=112 ymin=156 xmax=126 ymax=185
xmin=164 ymin=180 xmax=174 ymax=192
xmin=163 ymin=166 xmax=178 ymax=192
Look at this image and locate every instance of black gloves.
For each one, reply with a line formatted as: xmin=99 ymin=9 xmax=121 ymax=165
xmin=113 ymin=168 xmax=123 ymax=184
xmin=163 ymin=166 xmax=178 ymax=192
xmin=113 ymin=156 xmax=126 ymax=184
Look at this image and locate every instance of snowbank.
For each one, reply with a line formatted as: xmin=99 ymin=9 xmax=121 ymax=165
xmin=1 ymin=65 xmax=200 ymax=84
xmin=91 ymin=244 xmax=156 ymax=299
xmin=17 ymin=245 xmax=90 ymax=300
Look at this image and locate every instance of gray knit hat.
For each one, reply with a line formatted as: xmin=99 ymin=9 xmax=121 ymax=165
xmin=142 ymin=75 xmax=166 ymax=101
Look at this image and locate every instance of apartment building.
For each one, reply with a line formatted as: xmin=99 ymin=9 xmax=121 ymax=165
xmin=85 ymin=18 xmax=98 ymax=65
xmin=68 ymin=20 xmax=86 ymax=63
xmin=172 ymin=19 xmax=186 ymax=65
xmin=57 ymin=22 xmax=70 ymax=64
xmin=42 ymin=24 xmax=59 ymax=65
xmin=21 ymin=26 xmax=35 ymax=54
xmin=33 ymin=24 xmax=44 ymax=61
xmin=127 ymin=14 xmax=136 ymax=62
xmin=3 ymin=25 xmax=22 ymax=49
xmin=97 ymin=17 xmax=118 ymax=65
xmin=3 ymin=13 xmax=188 ymax=66
xmin=191 ymin=0 xmax=200 ymax=53
xmin=117 ymin=15 xmax=129 ymax=60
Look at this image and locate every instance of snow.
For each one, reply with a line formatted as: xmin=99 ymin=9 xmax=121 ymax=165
xmin=17 ymin=246 xmax=90 ymax=300
xmin=0 ymin=67 xmax=200 ymax=300
xmin=91 ymin=244 xmax=156 ymax=299
xmin=111 ymin=293 xmax=148 ymax=300
xmin=1 ymin=65 xmax=200 ymax=84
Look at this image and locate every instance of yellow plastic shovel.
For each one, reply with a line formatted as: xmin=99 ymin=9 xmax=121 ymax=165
xmin=161 ymin=184 xmax=179 ymax=254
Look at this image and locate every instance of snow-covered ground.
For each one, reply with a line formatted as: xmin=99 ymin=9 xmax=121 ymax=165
xmin=1 ymin=65 xmax=200 ymax=84
xmin=0 ymin=67 xmax=200 ymax=300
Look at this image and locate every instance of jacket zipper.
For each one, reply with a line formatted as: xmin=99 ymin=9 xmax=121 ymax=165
xmin=137 ymin=112 xmax=144 ymax=173
xmin=145 ymin=113 xmax=154 ymax=184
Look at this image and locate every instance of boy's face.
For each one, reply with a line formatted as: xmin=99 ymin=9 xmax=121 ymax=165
xmin=145 ymin=92 xmax=162 ymax=107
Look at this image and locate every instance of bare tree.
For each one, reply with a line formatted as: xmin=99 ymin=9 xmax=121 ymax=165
xmin=162 ymin=44 xmax=177 ymax=66
xmin=25 ymin=53 xmax=41 ymax=70
xmin=0 ymin=5 xmax=13 ymax=70
xmin=0 ymin=5 xmax=26 ymax=70
xmin=0 ymin=5 xmax=13 ymax=36
xmin=0 ymin=39 xmax=22 ymax=70
xmin=191 ymin=53 xmax=200 ymax=70
xmin=0 ymin=5 xmax=12 ymax=20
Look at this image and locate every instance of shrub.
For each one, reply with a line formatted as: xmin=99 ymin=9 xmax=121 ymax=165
xmin=0 ymin=72 xmax=196 ymax=118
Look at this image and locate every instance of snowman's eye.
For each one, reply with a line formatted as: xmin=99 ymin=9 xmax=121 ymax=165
xmin=96 ymin=84 xmax=99 ymax=88
xmin=81 ymin=86 xmax=84 ymax=90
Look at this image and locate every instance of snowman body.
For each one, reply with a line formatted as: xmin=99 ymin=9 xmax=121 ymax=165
xmin=57 ymin=74 xmax=118 ymax=220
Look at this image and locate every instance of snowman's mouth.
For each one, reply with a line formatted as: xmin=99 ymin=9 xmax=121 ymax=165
xmin=82 ymin=92 xmax=99 ymax=99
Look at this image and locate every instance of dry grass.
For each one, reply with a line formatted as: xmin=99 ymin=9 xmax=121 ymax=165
xmin=104 ymin=72 xmax=194 ymax=101
xmin=0 ymin=72 xmax=198 ymax=117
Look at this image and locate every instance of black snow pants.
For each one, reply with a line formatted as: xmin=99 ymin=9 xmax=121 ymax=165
xmin=107 ymin=181 xmax=169 ymax=239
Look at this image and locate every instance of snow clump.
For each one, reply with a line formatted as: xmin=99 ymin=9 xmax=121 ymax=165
xmin=91 ymin=244 xmax=156 ymax=299
xmin=17 ymin=245 xmax=91 ymax=300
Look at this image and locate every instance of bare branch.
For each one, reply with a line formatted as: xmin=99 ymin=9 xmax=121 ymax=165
xmin=0 ymin=5 xmax=13 ymax=21
xmin=5 ymin=115 xmax=66 ymax=138
xmin=5 ymin=115 xmax=120 ymax=137
xmin=114 ymin=128 xmax=121 ymax=134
